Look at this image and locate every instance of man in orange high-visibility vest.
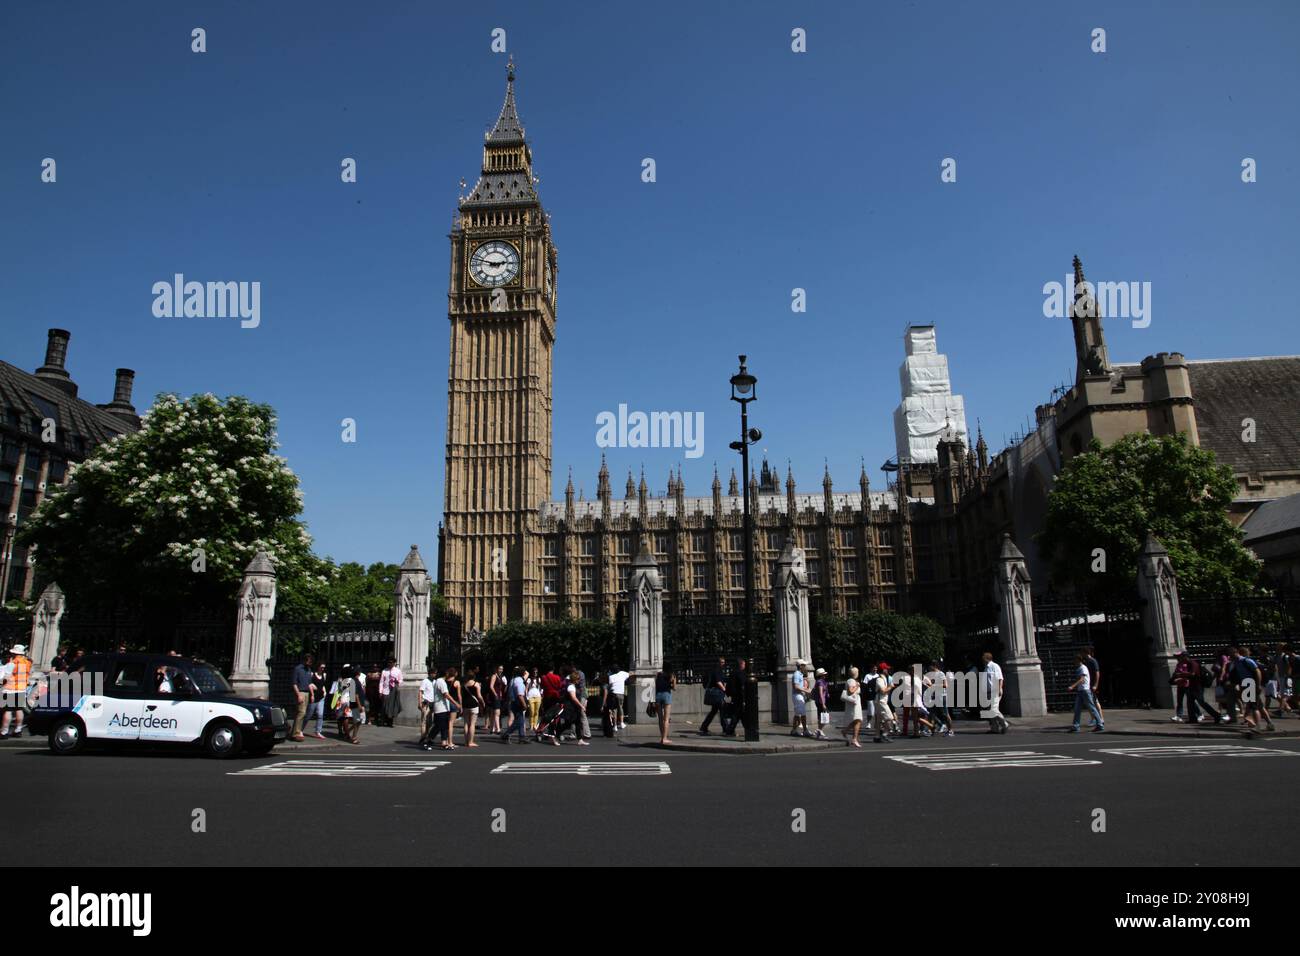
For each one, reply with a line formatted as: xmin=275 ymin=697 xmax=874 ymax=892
xmin=1 ymin=644 xmax=33 ymax=738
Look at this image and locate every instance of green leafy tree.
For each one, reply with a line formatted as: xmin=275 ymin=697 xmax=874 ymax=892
xmin=274 ymin=560 xmax=450 ymax=621
xmin=1037 ymin=434 xmax=1261 ymax=599
xmin=812 ymin=609 xmax=945 ymax=674
xmin=18 ymin=393 xmax=328 ymax=614
xmin=480 ymin=618 xmax=625 ymax=676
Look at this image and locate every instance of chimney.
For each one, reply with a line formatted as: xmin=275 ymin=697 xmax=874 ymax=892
xmin=98 ymin=368 xmax=140 ymax=425
xmin=104 ymin=369 xmax=136 ymax=415
xmin=35 ymin=329 xmax=78 ymax=396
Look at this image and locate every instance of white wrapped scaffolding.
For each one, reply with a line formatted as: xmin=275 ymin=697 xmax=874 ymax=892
xmin=893 ymin=325 xmax=969 ymax=464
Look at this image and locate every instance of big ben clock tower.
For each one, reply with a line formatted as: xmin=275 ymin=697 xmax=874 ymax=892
xmin=440 ymin=59 xmax=557 ymax=630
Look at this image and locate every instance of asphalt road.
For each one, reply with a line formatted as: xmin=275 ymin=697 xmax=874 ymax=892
xmin=10 ymin=732 xmax=1300 ymax=866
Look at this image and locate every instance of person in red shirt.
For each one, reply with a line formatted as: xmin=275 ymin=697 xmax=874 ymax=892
xmin=536 ymin=664 xmax=565 ymax=741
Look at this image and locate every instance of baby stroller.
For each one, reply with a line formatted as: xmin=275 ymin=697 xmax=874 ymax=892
xmin=537 ymin=700 xmax=576 ymax=743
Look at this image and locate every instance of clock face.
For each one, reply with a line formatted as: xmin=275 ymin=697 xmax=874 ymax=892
xmin=469 ymin=240 xmax=520 ymax=287
xmin=545 ymin=259 xmax=553 ymax=297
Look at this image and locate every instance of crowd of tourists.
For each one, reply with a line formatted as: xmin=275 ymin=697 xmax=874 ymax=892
xmin=1169 ymin=643 xmax=1296 ymax=730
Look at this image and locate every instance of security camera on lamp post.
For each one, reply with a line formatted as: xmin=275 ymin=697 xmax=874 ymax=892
xmin=729 ymin=356 xmax=762 ymax=741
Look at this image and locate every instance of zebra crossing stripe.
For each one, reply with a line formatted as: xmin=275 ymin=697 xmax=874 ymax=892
xmin=230 ymin=760 xmax=450 ymax=778
xmin=490 ymin=761 xmax=671 ymax=776
xmin=1095 ymin=745 xmax=1299 ymax=759
xmin=884 ymin=750 xmax=1101 ymax=771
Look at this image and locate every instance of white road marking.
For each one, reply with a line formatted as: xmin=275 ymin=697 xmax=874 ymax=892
xmin=1095 ymin=745 xmax=1300 ymax=759
xmin=490 ymin=761 xmax=671 ymax=776
xmin=885 ymin=750 xmax=1101 ymax=770
xmin=230 ymin=760 xmax=449 ymax=778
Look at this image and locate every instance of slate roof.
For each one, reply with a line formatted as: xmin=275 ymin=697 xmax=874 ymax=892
xmin=1242 ymin=493 xmax=1300 ymax=543
xmin=0 ymin=359 xmax=136 ymax=450
xmin=486 ymin=69 xmax=525 ymax=144
xmin=1187 ymin=358 xmax=1300 ymax=476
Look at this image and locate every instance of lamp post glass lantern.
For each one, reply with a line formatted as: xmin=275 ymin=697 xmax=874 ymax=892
xmin=729 ymin=355 xmax=761 ymax=741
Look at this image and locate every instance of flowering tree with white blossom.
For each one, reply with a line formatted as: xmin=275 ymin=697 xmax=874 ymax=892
xmin=18 ymin=393 xmax=329 ymax=614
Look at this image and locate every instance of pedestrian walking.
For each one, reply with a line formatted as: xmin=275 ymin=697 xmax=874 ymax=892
xmin=1 ymin=644 xmax=32 ymax=738
xmin=723 ymin=657 xmax=747 ymax=736
xmin=1231 ymin=647 xmax=1275 ymax=731
xmin=813 ymin=667 xmax=831 ymax=739
xmin=1170 ymin=651 xmax=1209 ymax=723
xmin=1082 ymin=646 xmax=1105 ymax=721
xmin=700 ymin=656 xmax=728 ymax=735
xmin=421 ymin=667 xmax=456 ymax=751
xmin=654 ymin=664 xmax=675 ymax=745
xmin=1067 ymin=653 xmax=1104 ymax=733
xmin=289 ymin=653 xmax=316 ymax=742
xmin=604 ymin=664 xmax=629 ymax=731
xmin=353 ymin=665 xmax=370 ymax=726
xmin=925 ymin=661 xmax=955 ymax=736
xmin=571 ymin=665 xmax=592 ymax=742
xmin=488 ymin=665 xmax=507 ymax=734
xmin=379 ymin=658 xmax=403 ymax=727
xmin=444 ymin=666 xmax=463 ymax=739
xmin=981 ymin=652 xmax=1009 ymax=734
xmin=333 ymin=665 xmax=364 ymax=744
xmin=501 ymin=666 xmax=529 ymax=744
xmin=461 ymin=667 xmax=485 ymax=747
xmin=840 ymin=677 xmax=863 ymax=748
xmin=301 ymin=660 xmax=327 ymax=740
xmin=417 ymin=666 xmax=437 ymax=747
xmin=790 ymin=658 xmax=811 ymax=737
xmin=871 ymin=663 xmax=894 ymax=744
xmin=526 ymin=667 xmax=543 ymax=731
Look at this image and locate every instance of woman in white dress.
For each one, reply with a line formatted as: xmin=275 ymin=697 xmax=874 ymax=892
xmin=840 ymin=678 xmax=863 ymax=748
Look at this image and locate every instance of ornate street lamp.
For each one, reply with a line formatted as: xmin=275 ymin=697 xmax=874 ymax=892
xmin=729 ymin=355 xmax=762 ymax=741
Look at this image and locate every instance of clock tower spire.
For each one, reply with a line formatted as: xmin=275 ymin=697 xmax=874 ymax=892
xmin=442 ymin=62 xmax=557 ymax=630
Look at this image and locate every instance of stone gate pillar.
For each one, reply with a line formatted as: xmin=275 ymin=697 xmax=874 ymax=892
xmin=29 ymin=582 xmax=65 ymax=672
xmin=230 ymin=552 xmax=276 ymax=700
xmin=393 ymin=545 xmax=432 ymax=727
xmin=1137 ymin=534 xmax=1184 ymax=709
xmin=626 ymin=544 xmax=663 ymax=725
xmin=772 ymin=541 xmax=810 ymax=723
xmin=994 ymin=534 xmax=1047 ymax=717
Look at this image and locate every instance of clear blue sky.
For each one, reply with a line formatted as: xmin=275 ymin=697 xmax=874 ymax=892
xmin=3 ymin=1 xmax=1297 ymax=566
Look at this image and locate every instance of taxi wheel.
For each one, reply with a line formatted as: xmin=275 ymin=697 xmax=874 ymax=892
xmin=203 ymin=721 xmax=242 ymax=759
xmin=49 ymin=717 xmax=84 ymax=755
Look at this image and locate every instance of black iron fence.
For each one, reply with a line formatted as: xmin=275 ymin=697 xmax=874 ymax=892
xmin=662 ymin=612 xmax=776 ymax=682
xmin=268 ymin=618 xmax=393 ymax=710
xmin=1180 ymin=592 xmax=1300 ymax=661
xmin=1033 ymin=600 xmax=1149 ymax=711
xmin=57 ymin=607 xmax=237 ymax=673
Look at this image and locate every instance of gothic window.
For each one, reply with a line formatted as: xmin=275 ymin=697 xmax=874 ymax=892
xmin=580 ymin=566 xmax=594 ymax=593
xmin=617 ymin=536 xmax=630 ymax=555
xmin=766 ymin=530 xmax=782 ymax=550
xmin=840 ymin=528 xmax=855 ymax=548
xmin=544 ymin=538 xmax=558 ymax=556
xmin=806 ymin=560 xmax=821 ymax=586
xmin=581 ymin=538 xmax=595 ymax=556
xmin=543 ymin=567 xmax=557 ymax=595
xmin=804 ymin=529 xmax=820 ymax=549
xmin=692 ymin=562 xmax=708 ymax=590
xmin=692 ymin=532 xmax=708 ymax=553
xmin=729 ymin=561 xmax=745 ymax=589
xmin=842 ymin=559 xmax=858 ymax=585
xmin=729 ymin=531 xmax=743 ymax=551
xmin=880 ymin=560 xmax=895 ymax=584
xmin=655 ymin=534 xmax=670 ymax=555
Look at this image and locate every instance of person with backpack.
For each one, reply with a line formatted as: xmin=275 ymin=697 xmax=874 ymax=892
xmin=699 ymin=657 xmax=728 ymax=736
xmin=722 ymin=657 xmax=747 ymax=736
xmin=333 ymin=665 xmax=364 ymax=744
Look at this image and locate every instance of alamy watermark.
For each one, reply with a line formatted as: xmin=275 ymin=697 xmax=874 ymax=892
xmin=595 ymin=404 xmax=703 ymax=459
xmin=152 ymin=274 xmax=261 ymax=328
xmin=1042 ymin=274 xmax=1151 ymax=328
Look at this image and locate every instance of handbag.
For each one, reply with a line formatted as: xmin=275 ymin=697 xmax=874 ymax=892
xmin=646 ymin=700 xmax=658 ymax=718
xmin=704 ymin=687 xmax=725 ymax=707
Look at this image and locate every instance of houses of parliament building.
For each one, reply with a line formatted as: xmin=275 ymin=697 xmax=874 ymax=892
xmin=437 ymin=65 xmax=1300 ymax=633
